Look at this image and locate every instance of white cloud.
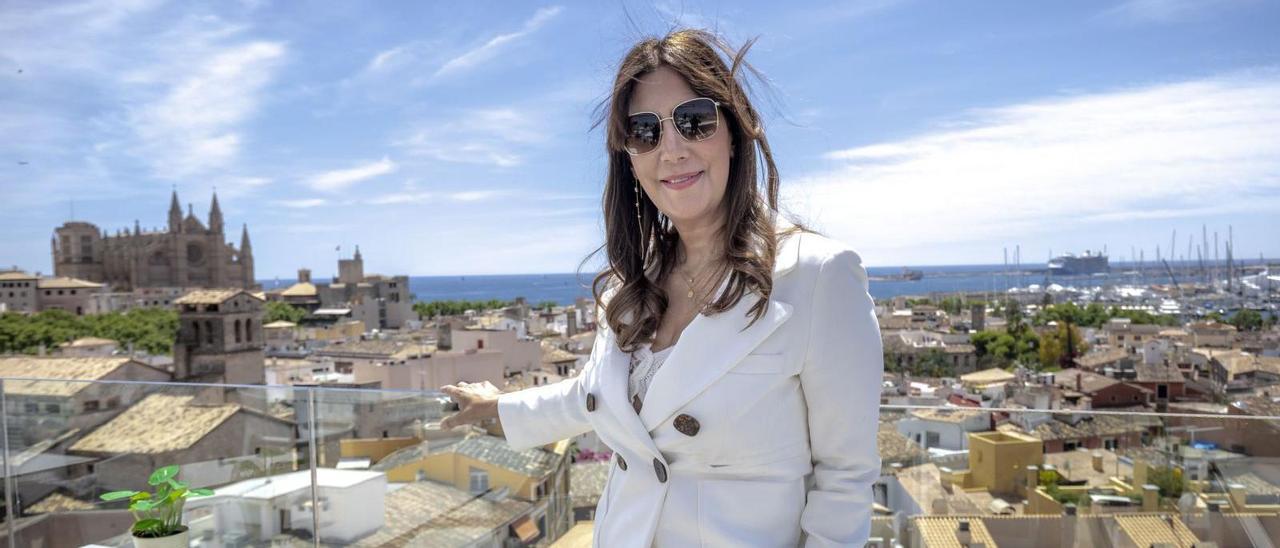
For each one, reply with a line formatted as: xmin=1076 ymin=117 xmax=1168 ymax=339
xmin=128 ymin=41 xmax=285 ymax=178
xmin=431 ymin=6 xmax=563 ymax=80
xmin=394 ymin=108 xmax=544 ymax=167
xmin=786 ymin=72 xmax=1280 ymax=265
xmin=306 ymin=156 xmax=398 ymax=192
xmin=368 ymin=191 xmax=432 ymax=205
xmin=275 ymin=198 xmax=327 ymax=209
xmin=1099 ymin=0 xmax=1257 ymax=24
xmin=449 ymin=190 xmax=506 ymax=202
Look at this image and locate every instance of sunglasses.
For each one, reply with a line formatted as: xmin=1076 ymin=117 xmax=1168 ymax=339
xmin=624 ymin=97 xmax=722 ymax=155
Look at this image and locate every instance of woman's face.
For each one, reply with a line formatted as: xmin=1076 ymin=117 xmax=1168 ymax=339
xmin=627 ymin=65 xmax=732 ymax=229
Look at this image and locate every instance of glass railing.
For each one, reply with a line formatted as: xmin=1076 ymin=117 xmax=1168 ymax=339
xmin=0 ymin=376 xmax=1277 ymax=547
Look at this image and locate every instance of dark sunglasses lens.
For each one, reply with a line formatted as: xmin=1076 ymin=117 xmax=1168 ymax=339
xmin=673 ymin=99 xmax=718 ymax=141
xmin=625 ymin=114 xmax=661 ymax=154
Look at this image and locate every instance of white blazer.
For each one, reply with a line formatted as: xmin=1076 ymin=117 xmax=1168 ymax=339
xmin=498 ymin=216 xmax=884 ymax=547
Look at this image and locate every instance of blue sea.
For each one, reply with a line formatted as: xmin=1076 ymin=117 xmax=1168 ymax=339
xmin=259 ymin=259 xmax=1269 ymax=306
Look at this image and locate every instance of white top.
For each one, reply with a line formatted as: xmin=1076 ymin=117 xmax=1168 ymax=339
xmin=627 ymin=342 xmax=676 ymax=404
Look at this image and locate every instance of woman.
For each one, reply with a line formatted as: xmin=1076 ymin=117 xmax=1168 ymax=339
xmin=440 ymin=29 xmax=883 ymax=547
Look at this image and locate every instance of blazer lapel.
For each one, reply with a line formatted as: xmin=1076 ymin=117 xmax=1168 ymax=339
xmin=596 ymin=212 xmax=803 ymax=438
xmin=637 ymin=288 xmax=793 ymax=432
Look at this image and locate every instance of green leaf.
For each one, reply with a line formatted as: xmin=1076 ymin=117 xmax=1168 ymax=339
xmin=167 ymin=478 xmax=188 ymax=490
xmin=187 ymin=488 xmax=215 ymax=497
xmin=130 ymin=492 xmax=152 ymax=502
xmin=132 ymin=498 xmax=159 ymax=511
xmin=99 ymin=490 xmax=139 ymax=501
xmin=132 ymin=518 xmax=165 ymax=535
xmin=148 ymin=465 xmax=179 ymax=486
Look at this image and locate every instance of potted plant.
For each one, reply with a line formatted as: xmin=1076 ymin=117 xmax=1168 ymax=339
xmin=100 ymin=464 xmax=214 ymax=548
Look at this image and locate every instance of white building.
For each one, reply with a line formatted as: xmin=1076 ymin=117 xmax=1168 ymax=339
xmin=188 ymin=468 xmax=386 ymax=545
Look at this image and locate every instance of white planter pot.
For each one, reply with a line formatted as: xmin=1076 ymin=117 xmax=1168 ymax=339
xmin=131 ymin=527 xmax=189 ymax=548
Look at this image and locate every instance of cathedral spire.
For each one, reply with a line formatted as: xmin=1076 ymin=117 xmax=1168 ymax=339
xmin=209 ymin=190 xmax=224 ymax=234
xmin=168 ymin=188 xmax=182 ymax=233
xmin=240 ymin=223 xmax=252 ymax=251
xmin=354 ymin=244 xmax=362 ymax=262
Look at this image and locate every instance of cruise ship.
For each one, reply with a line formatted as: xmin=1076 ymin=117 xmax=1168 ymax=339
xmin=1047 ymin=250 xmax=1109 ymax=275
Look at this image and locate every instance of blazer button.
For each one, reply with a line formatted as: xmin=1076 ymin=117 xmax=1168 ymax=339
xmin=585 ymin=393 xmax=597 ymax=412
xmin=674 ymin=413 xmax=700 ymax=436
xmin=653 ymin=458 xmax=667 ymax=483
xmin=617 ymin=454 xmax=627 ymax=471
xmin=631 ymin=394 xmax=642 ymax=414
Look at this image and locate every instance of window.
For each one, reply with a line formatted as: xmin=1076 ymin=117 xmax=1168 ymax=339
xmin=235 ymin=319 xmax=242 ymax=343
xmin=469 ymin=467 xmax=490 ymax=494
xmin=193 ymin=321 xmax=201 ymax=346
xmin=246 ymin=319 xmax=252 ymax=342
xmin=24 ymin=403 xmax=38 ymax=414
xmin=45 ymin=403 xmax=60 ymax=414
xmin=1104 ymin=438 xmax=1118 ymax=450
xmin=84 ymin=400 xmax=100 ymax=412
xmin=107 ymin=396 xmax=120 ymax=408
xmin=1064 ymin=441 xmax=1078 ymax=451
xmin=205 ymin=320 xmax=214 ymax=344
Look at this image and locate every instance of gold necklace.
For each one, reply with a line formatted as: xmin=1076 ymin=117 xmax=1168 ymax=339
xmin=678 ymin=260 xmax=722 ymax=304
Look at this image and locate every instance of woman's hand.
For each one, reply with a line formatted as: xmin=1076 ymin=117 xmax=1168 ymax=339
xmin=438 ymin=381 xmax=501 ymax=429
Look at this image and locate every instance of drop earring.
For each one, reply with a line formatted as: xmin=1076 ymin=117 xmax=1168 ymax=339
xmin=634 ymin=178 xmax=643 ymax=229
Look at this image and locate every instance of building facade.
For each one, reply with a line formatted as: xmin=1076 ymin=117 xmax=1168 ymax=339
xmin=52 ymin=191 xmax=255 ymax=291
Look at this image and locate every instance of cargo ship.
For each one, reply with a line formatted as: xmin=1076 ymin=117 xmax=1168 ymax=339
xmin=1047 ymin=251 xmax=1109 ymax=275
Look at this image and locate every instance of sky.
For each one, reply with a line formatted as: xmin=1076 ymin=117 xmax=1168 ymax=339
xmin=1 ymin=0 xmax=1278 ymax=278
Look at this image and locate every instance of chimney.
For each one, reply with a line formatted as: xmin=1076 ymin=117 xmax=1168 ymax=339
xmin=567 ymin=310 xmax=578 ymax=337
xmin=1142 ymin=484 xmax=1159 ymax=511
xmin=1062 ymin=503 xmax=1077 ymax=547
xmin=1025 ymin=465 xmax=1039 ymax=498
xmin=954 ymin=520 xmax=972 ymax=546
xmin=298 ymin=268 xmax=311 ymax=283
xmin=1228 ymin=483 xmax=1248 ymax=511
xmin=1092 ymin=451 xmax=1103 ymax=473
xmin=1206 ymin=501 xmax=1223 ymax=540
xmin=1076 ymin=372 xmax=1082 ymax=392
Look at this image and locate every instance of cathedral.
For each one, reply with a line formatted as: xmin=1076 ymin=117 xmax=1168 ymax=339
xmin=52 ymin=191 xmax=256 ymax=291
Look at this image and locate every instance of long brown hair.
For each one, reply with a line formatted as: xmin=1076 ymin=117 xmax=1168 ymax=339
xmin=586 ymin=29 xmax=799 ymax=351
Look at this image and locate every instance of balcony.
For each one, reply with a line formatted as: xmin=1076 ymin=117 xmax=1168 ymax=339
xmin=0 ymin=377 xmax=1277 ymax=547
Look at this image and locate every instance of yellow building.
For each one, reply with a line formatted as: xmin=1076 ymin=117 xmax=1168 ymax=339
xmin=352 ymin=435 xmax=568 ymax=502
xmin=964 ymin=431 xmax=1043 ymax=497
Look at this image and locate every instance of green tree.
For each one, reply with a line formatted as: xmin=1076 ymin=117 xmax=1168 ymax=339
xmin=1005 ymin=299 xmax=1024 ymax=328
xmin=1148 ymin=466 xmax=1184 ymax=499
xmin=1230 ymin=309 xmax=1264 ymax=332
xmin=1039 ymin=322 xmax=1086 ymax=370
xmin=0 ymin=308 xmax=178 ymax=355
xmin=413 ymin=299 xmax=513 ymax=319
xmin=264 ymin=301 xmax=307 ymax=324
